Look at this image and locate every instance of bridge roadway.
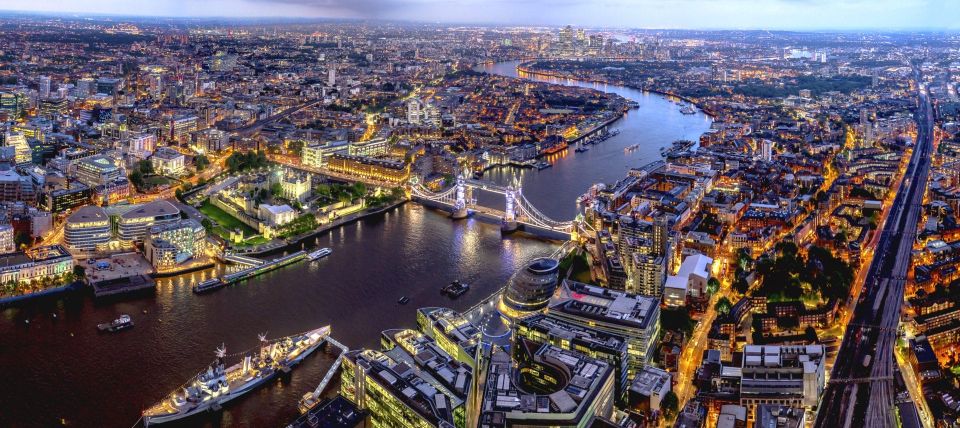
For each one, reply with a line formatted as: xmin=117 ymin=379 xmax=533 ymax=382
xmin=233 ymin=98 xmax=323 ymax=137
xmin=814 ymin=68 xmax=934 ymax=428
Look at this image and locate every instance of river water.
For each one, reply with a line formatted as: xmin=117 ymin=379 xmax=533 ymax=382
xmin=0 ymin=61 xmax=710 ymax=428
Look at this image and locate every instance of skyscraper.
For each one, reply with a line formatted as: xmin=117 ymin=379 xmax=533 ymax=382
xmin=761 ymin=139 xmax=774 ymax=162
xmin=38 ymin=76 xmax=51 ymax=99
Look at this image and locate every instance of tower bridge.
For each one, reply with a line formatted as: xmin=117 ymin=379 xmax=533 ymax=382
xmin=409 ymin=173 xmax=575 ymax=240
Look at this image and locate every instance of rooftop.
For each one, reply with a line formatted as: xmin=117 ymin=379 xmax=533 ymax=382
xmin=630 ymin=366 xmax=672 ymax=397
xmin=477 ymin=340 xmax=612 ymax=426
xmin=287 ymin=395 xmax=365 ymax=428
xmin=548 ymin=280 xmax=659 ymax=330
xmin=119 ymin=200 xmax=180 ymax=220
xmin=66 ymin=205 xmax=108 ymax=225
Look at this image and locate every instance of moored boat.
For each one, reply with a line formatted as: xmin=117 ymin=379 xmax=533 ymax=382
xmin=307 ymin=248 xmax=332 ymax=261
xmin=142 ymin=326 xmax=331 ymax=426
xmin=192 ymin=278 xmax=224 ymax=294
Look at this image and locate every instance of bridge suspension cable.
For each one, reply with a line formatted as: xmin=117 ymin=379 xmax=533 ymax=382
xmin=410 ymin=177 xmax=575 ymax=234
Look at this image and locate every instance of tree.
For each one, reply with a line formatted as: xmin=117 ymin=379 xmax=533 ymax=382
xmin=661 ymin=391 xmax=679 ymax=420
xmin=270 ymin=182 xmax=283 ymax=198
xmin=352 ymin=182 xmax=367 ymax=199
xmin=194 ymin=154 xmax=210 ymax=170
xmin=733 ymin=277 xmax=749 ymax=294
xmin=138 ymin=159 xmax=154 ymax=175
xmin=129 ymin=170 xmax=145 ymax=188
xmin=287 ymin=140 xmax=306 ymax=157
xmin=14 ymin=230 xmax=31 ymax=250
xmin=706 ymin=277 xmax=721 ymax=295
xmin=201 ymin=218 xmax=213 ymax=230
xmin=715 ymin=297 xmax=733 ymax=316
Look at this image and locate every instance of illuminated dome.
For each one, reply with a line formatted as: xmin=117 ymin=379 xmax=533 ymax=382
xmin=499 ymin=257 xmax=560 ymax=320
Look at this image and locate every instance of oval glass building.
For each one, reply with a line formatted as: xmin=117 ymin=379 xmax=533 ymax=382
xmin=499 ymin=257 xmax=560 ymax=320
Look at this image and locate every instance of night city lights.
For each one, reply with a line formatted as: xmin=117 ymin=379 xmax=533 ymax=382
xmin=0 ymin=1 xmax=959 ymax=428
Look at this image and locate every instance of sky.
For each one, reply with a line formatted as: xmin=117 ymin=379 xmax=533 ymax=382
xmin=4 ymin=0 xmax=958 ymax=30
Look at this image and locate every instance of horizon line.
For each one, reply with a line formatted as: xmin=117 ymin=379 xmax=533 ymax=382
xmin=0 ymin=9 xmax=958 ymax=33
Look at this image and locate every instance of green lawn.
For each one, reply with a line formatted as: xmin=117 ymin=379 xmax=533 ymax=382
xmin=143 ymin=175 xmax=173 ymax=186
xmin=241 ymin=236 xmax=269 ymax=246
xmin=200 ymin=200 xmax=256 ymax=235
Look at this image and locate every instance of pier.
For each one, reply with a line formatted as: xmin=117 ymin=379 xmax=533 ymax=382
xmin=296 ymin=335 xmax=350 ymax=414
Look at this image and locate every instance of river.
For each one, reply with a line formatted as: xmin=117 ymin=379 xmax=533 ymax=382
xmin=0 ymin=61 xmax=710 ymax=428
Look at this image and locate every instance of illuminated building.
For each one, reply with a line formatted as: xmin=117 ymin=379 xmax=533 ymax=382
xmin=279 ymin=172 xmax=311 ymax=202
xmin=92 ymin=177 xmax=131 ymax=205
xmin=39 ymin=76 xmax=51 ymax=99
xmin=150 ymin=147 xmax=186 ymax=176
xmin=11 ymin=124 xmax=45 ymax=143
xmin=258 ymin=204 xmax=296 ymax=227
xmin=326 ymin=154 xmax=409 ymax=185
xmin=39 ymin=98 xmax=68 ymax=117
xmin=340 ymin=348 xmax=465 ymax=428
xmin=617 ymin=216 xmax=671 ymax=296
xmin=630 ymin=253 xmax=666 ymax=296
xmin=144 ymin=219 xmax=206 ymax=269
xmin=755 ymin=405 xmax=805 ymax=428
xmin=65 ymin=205 xmax=111 ymax=251
xmin=128 ymin=133 xmax=157 ymax=157
xmin=75 ymin=155 xmax=124 ymax=187
xmin=96 ymin=77 xmax=123 ymax=96
xmin=513 ymin=314 xmax=631 ymax=405
xmin=547 ymin=280 xmax=661 ymax=377
xmin=302 ymin=140 xmax=349 ymax=168
xmin=663 ymin=254 xmax=713 ymax=307
xmin=739 ymin=345 xmax=825 ymax=415
xmin=45 ymin=183 xmax=92 ymax=213
xmin=407 ymin=99 xmax=440 ymax=127
xmin=169 ymin=116 xmax=198 ymax=142
xmin=0 ymin=224 xmax=14 ymax=253
xmin=4 ymin=132 xmax=33 ymax=165
xmin=116 ymin=200 xmax=181 ymax=243
xmin=74 ymin=78 xmax=95 ymax=98
xmin=417 ymin=307 xmax=480 ymax=368
xmin=381 ymin=329 xmax=473 ymax=400
xmin=470 ymin=339 xmax=615 ymax=428
xmin=628 ymin=366 xmax=672 ymax=416
xmin=498 ymin=257 xmax=560 ymax=320
xmin=0 ymin=92 xmax=26 ymax=118
xmin=195 ymin=129 xmax=228 ymax=152
xmin=348 ymin=137 xmax=390 ymax=157
xmin=761 ymin=139 xmax=774 ymax=162
xmin=0 ymin=160 xmax=35 ymax=202
xmin=0 ymin=245 xmax=73 ymax=285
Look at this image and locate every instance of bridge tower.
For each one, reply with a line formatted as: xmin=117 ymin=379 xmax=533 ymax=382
xmin=451 ymin=170 xmax=470 ymax=219
xmin=501 ymin=175 xmax=520 ymax=233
